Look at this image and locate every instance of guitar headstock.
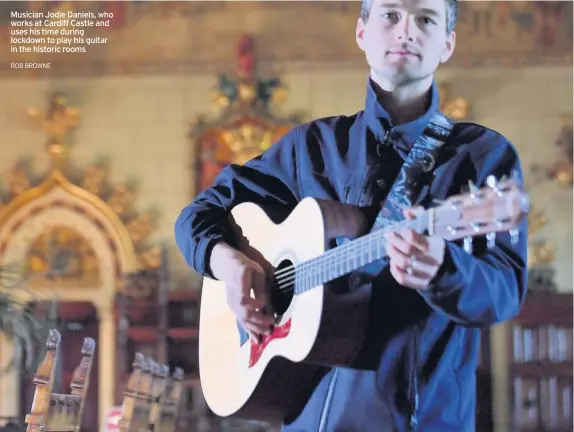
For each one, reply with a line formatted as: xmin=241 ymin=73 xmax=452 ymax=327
xmin=431 ymin=176 xmax=530 ymax=243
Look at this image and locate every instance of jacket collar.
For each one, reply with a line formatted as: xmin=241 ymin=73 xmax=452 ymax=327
xmin=364 ymin=78 xmax=441 ymax=158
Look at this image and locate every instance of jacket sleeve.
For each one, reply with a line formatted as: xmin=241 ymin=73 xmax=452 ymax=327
xmin=174 ymin=127 xmax=301 ymax=279
xmin=418 ymin=138 xmax=528 ymax=328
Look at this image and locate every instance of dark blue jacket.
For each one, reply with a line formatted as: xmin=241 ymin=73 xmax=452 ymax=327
xmin=175 ymin=79 xmax=528 ymax=432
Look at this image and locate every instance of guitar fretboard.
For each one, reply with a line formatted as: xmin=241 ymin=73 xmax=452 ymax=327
xmin=274 ymin=212 xmax=430 ymax=295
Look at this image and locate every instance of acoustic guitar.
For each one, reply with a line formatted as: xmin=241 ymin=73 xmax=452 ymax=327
xmin=198 ymin=176 xmax=530 ymax=423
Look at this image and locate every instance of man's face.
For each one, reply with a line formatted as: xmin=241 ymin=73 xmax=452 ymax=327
xmin=356 ymin=0 xmax=456 ymax=87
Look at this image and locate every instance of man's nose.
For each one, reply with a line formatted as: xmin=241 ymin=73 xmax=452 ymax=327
xmin=396 ymin=17 xmax=414 ymax=42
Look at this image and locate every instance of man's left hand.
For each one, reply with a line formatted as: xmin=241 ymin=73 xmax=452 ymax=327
xmin=386 ymin=208 xmax=446 ymax=290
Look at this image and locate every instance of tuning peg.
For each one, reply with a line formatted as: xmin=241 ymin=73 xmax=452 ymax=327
xmin=487 ymin=175 xmax=503 ymax=196
xmin=463 ymin=237 xmax=473 ymax=253
xmin=468 ymin=180 xmax=479 ymax=199
xmin=509 ymin=229 xmax=519 ymax=245
xmin=486 ymin=232 xmax=496 ymax=249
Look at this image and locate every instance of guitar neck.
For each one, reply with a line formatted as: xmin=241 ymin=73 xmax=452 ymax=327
xmin=291 ymin=210 xmax=431 ymax=293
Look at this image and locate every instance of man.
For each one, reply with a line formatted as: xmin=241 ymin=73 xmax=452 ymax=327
xmin=175 ymin=0 xmax=528 ymax=430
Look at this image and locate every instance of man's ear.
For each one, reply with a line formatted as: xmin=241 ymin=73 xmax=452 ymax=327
xmin=356 ymin=17 xmax=366 ymax=51
xmin=440 ymin=31 xmax=456 ymax=63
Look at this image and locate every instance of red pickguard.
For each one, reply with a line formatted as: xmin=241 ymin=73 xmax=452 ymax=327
xmin=248 ymin=318 xmax=291 ymax=368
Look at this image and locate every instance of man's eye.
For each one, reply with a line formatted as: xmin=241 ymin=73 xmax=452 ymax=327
xmin=382 ymin=12 xmax=400 ymax=22
xmin=418 ymin=16 xmax=436 ymax=25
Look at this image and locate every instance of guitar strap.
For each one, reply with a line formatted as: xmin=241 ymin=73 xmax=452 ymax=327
xmin=370 ymin=111 xmax=456 ymax=233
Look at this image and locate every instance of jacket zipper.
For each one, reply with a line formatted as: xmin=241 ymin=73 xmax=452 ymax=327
xmin=408 ymin=326 xmax=421 ymax=431
xmin=318 ymin=369 xmax=339 ymax=432
xmin=343 ymin=186 xmax=350 ymax=203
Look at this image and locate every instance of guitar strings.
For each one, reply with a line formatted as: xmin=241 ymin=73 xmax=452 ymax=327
xmin=268 ymin=217 xmax=421 ymax=294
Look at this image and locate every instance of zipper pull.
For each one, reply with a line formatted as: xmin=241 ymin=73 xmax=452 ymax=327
xmin=383 ymin=128 xmax=391 ymax=144
xmin=343 ymin=186 xmax=350 ymax=203
xmin=377 ymin=129 xmax=392 ymax=156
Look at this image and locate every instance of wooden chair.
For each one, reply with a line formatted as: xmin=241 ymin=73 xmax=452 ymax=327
xmin=156 ymin=368 xmax=184 ymax=432
xmin=132 ymin=357 xmax=155 ymax=430
xmin=147 ymin=363 xmax=169 ymax=431
xmin=118 ymin=353 xmax=145 ymax=431
xmin=118 ymin=354 xmax=155 ymax=431
xmin=25 ymin=329 xmax=96 ymax=431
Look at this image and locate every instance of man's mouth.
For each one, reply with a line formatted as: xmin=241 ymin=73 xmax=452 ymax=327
xmin=388 ymin=50 xmax=416 ymax=56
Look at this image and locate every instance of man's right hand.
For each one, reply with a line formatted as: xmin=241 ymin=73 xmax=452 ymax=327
xmin=210 ymin=242 xmax=275 ymax=343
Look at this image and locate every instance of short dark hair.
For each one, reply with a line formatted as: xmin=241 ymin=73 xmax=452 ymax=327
xmin=360 ymin=0 xmax=458 ymax=34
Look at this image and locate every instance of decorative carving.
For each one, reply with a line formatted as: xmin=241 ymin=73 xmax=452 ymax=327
xmin=527 ymin=208 xmax=556 ymax=268
xmin=526 ymin=203 xmax=557 ymax=293
xmin=0 ymin=92 xmax=160 ymax=276
xmin=207 ymin=33 xmax=291 ymax=114
xmin=25 ymin=225 xmax=101 ymax=288
xmin=136 ymin=246 xmax=162 ymax=270
xmin=126 ymin=213 xmax=153 ymax=245
xmin=438 ymin=84 xmax=470 ymax=120
xmin=221 ymin=124 xmax=276 ymax=165
xmin=547 ymin=113 xmax=573 ymax=186
xmin=5 ymin=165 xmax=31 ymax=197
xmin=81 ymin=164 xmax=108 ymax=196
xmin=531 ymin=113 xmax=574 ymax=187
xmin=191 ymin=34 xmax=303 ymax=192
xmin=28 ymin=93 xmax=80 ymax=168
xmin=108 ymin=184 xmax=137 ymax=217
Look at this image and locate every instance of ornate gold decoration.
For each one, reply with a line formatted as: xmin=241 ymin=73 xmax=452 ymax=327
xmin=81 ymin=164 xmax=108 ymax=196
xmin=207 ymin=35 xmax=292 ymax=115
xmin=5 ymin=165 xmax=31 ymax=197
xmin=126 ymin=213 xmax=153 ymax=245
xmin=547 ymin=113 xmax=573 ymax=187
xmin=108 ymin=184 xmax=136 ymax=217
xmin=137 ymin=245 xmax=162 ymax=269
xmin=0 ymin=92 xmax=160 ymax=280
xmin=25 ymin=225 xmax=101 ymax=289
xmin=191 ymin=34 xmax=304 ymax=192
xmin=221 ymin=124 xmax=275 ymax=165
xmin=77 ymin=165 xmax=159 ymax=270
xmin=80 ymin=164 xmax=160 ymax=270
xmin=438 ymin=84 xmax=470 ymax=120
xmin=28 ymin=93 xmax=80 ymax=168
xmin=527 ymin=207 xmax=556 ymax=267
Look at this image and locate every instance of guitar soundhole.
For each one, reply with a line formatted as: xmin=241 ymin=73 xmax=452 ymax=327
xmin=237 ymin=259 xmax=295 ymax=348
xmin=271 ymin=259 xmax=295 ymax=317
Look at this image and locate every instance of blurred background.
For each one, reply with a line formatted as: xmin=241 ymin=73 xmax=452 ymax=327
xmin=0 ymin=1 xmax=572 ymax=431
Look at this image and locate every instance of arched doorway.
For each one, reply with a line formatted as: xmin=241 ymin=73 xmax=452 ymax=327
xmin=0 ymin=169 xmax=138 ymax=429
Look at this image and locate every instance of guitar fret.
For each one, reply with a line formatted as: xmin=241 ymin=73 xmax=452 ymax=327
xmin=293 ymin=213 xmax=429 ymax=293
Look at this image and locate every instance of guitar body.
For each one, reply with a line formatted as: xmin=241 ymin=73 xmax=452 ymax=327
xmin=199 ymin=197 xmax=372 ymax=423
